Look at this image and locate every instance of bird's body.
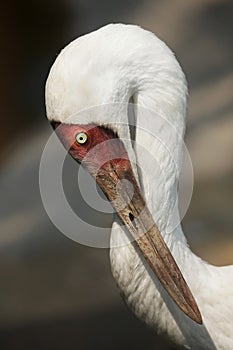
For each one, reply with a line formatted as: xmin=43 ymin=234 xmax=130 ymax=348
xmin=45 ymin=24 xmax=233 ymax=350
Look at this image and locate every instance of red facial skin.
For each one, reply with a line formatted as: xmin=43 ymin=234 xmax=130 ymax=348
xmin=51 ymin=121 xmax=141 ymax=207
xmin=51 ymin=122 xmax=132 ymax=181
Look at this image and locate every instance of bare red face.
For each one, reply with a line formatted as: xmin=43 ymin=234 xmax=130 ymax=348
xmin=51 ymin=121 xmax=139 ymax=206
xmin=51 ymin=121 xmax=132 ymax=183
xmin=51 ymin=120 xmax=202 ymax=324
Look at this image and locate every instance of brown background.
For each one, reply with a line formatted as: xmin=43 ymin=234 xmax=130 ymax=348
xmin=0 ymin=0 xmax=232 ymax=349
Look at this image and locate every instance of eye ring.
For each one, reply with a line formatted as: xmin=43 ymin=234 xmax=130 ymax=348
xmin=75 ymin=132 xmax=88 ymax=145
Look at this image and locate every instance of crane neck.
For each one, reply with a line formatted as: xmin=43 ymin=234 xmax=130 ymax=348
xmin=127 ymin=59 xmax=189 ymax=253
xmin=105 ymin=34 xmax=192 ymax=255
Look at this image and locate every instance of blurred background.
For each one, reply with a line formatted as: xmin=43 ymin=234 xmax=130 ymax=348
xmin=0 ymin=0 xmax=233 ymax=349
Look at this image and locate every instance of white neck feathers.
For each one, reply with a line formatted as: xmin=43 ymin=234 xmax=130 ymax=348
xmin=46 ymin=23 xmax=189 ymax=250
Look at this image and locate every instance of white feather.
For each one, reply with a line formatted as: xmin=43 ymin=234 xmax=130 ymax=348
xmin=45 ymin=23 xmax=233 ymax=350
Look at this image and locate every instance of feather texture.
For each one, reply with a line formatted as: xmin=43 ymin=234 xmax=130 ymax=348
xmin=46 ymin=23 xmax=233 ymax=350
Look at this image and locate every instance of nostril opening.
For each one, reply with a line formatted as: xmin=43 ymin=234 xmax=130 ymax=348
xmin=129 ymin=212 xmax=136 ymax=230
xmin=129 ymin=212 xmax=134 ymax=221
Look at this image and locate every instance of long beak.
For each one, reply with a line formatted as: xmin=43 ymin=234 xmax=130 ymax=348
xmin=93 ymin=158 xmax=202 ymax=324
xmin=51 ymin=121 xmax=202 ymax=324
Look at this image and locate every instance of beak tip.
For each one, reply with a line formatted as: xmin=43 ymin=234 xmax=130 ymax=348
xmin=185 ymin=301 xmax=202 ymax=324
xmin=194 ymin=311 xmax=203 ymax=325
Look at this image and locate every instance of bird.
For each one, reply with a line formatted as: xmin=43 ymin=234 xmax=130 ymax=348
xmin=45 ymin=24 xmax=233 ymax=349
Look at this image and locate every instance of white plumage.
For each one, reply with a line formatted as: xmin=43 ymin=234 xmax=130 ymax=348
xmin=45 ymin=24 xmax=233 ymax=350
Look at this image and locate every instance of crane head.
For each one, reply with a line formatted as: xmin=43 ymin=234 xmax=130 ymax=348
xmin=49 ymin=120 xmax=202 ymax=325
xmin=45 ymin=23 xmax=202 ymax=325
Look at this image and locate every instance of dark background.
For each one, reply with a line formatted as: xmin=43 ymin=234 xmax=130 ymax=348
xmin=0 ymin=0 xmax=233 ymax=349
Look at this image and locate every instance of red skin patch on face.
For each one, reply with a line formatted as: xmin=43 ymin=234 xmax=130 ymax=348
xmin=51 ymin=122 xmax=130 ymax=177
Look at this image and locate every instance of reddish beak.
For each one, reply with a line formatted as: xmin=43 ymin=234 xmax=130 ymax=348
xmin=51 ymin=121 xmax=202 ymax=324
xmin=93 ymin=157 xmax=202 ymax=324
